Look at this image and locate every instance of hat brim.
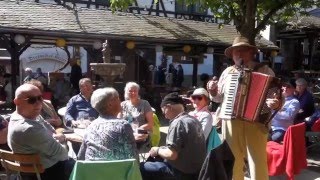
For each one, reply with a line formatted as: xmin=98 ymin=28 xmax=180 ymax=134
xmin=225 ymin=43 xmax=258 ymax=58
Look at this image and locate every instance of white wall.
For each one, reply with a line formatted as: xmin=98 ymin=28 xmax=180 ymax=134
xmin=20 ymin=45 xmax=88 ymax=81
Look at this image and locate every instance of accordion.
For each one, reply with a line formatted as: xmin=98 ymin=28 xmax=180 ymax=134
xmin=219 ymin=71 xmax=281 ymax=124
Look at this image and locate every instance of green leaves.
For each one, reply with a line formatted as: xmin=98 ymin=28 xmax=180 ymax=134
xmin=109 ymin=0 xmax=319 ymax=40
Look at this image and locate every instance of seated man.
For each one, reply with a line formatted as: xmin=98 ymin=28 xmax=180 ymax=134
xmin=65 ymin=78 xmax=98 ymax=127
xmin=269 ymin=80 xmax=300 ymax=143
xmin=25 ymin=79 xmax=63 ymax=128
xmin=294 ymin=78 xmax=315 ymax=124
xmin=78 ymin=87 xmax=139 ymax=161
xmin=140 ymin=92 xmax=206 ymax=180
xmin=8 ymin=84 xmax=71 ymax=180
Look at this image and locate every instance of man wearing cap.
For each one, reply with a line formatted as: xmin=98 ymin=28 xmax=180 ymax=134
xmin=188 ymin=88 xmax=213 ymax=140
xmin=207 ymin=36 xmax=278 ymax=180
xmin=294 ymin=78 xmax=315 ymax=124
xmin=140 ymin=92 xmax=206 ymax=180
xmin=269 ymin=80 xmax=300 ymax=143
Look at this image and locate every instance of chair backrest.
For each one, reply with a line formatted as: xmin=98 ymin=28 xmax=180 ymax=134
xmin=206 ymin=126 xmax=222 ymax=153
xmin=282 ymin=122 xmax=307 ymax=178
xmin=69 ymin=159 xmax=142 ymax=180
xmin=0 ymin=149 xmax=44 ymax=175
xmin=150 ymin=113 xmax=161 ymax=147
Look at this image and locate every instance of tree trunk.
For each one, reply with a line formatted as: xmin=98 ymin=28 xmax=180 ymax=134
xmin=235 ymin=0 xmax=258 ymax=45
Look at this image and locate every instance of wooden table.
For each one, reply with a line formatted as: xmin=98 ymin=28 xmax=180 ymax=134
xmin=63 ymin=128 xmax=148 ymax=143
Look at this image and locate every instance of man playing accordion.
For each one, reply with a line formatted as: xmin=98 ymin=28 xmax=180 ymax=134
xmin=207 ymin=36 xmax=280 ymax=180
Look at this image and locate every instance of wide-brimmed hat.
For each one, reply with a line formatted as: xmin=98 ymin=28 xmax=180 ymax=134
xmin=224 ymin=36 xmax=258 ymax=58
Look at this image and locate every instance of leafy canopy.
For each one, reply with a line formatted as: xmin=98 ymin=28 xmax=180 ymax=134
xmin=110 ymin=0 xmax=319 ymax=42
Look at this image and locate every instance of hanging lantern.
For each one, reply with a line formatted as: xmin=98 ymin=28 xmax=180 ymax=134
xmin=126 ymin=41 xmax=135 ymax=49
xmin=207 ymin=47 xmax=214 ymax=54
xmin=14 ymin=34 xmax=26 ymax=44
xmin=93 ymin=41 xmax=102 ymax=49
xmin=183 ymin=45 xmax=191 ymax=53
xmin=56 ymin=38 xmax=66 ymax=47
xmin=271 ymin=50 xmax=278 ymax=57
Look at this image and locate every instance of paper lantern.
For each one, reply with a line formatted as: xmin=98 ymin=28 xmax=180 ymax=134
xmin=207 ymin=47 xmax=214 ymax=54
xmin=183 ymin=45 xmax=191 ymax=53
xmin=126 ymin=41 xmax=135 ymax=49
xmin=56 ymin=38 xmax=66 ymax=47
xmin=14 ymin=34 xmax=25 ymax=44
xmin=93 ymin=41 xmax=102 ymax=49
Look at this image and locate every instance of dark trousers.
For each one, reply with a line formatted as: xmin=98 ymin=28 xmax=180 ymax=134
xmin=268 ymin=129 xmax=286 ymax=143
xmin=21 ymin=159 xmax=75 ymax=180
xmin=140 ymin=161 xmax=198 ymax=180
xmin=71 ymin=142 xmax=81 ymax=155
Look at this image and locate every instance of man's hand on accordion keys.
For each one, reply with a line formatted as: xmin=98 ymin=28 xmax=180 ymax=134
xmin=207 ymin=76 xmax=218 ymax=96
xmin=266 ymin=98 xmax=281 ymax=110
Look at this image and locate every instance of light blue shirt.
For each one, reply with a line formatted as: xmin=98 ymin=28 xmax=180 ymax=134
xmin=271 ymin=96 xmax=300 ymax=131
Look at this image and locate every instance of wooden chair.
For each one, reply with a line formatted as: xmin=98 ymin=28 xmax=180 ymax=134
xmin=0 ymin=149 xmax=44 ymax=180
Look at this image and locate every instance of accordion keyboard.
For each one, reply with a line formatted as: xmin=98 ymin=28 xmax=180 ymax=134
xmin=219 ymin=73 xmax=240 ymax=119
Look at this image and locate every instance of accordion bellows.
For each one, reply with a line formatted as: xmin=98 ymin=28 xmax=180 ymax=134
xmin=219 ymin=71 xmax=281 ymax=124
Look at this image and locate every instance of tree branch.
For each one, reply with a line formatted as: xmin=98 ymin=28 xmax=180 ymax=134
xmin=255 ymin=0 xmax=293 ymax=34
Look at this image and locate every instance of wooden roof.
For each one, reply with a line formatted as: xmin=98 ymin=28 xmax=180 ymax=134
xmin=0 ymin=0 xmax=278 ymax=49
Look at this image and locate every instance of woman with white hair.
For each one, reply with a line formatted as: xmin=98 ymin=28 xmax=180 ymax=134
xmin=120 ymin=82 xmax=154 ymax=141
xmin=78 ymin=87 xmax=138 ymax=161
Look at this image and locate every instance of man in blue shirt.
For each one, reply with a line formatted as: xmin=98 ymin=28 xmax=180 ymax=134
xmin=65 ymin=78 xmax=98 ymax=127
xmin=294 ymin=78 xmax=315 ymax=124
xmin=269 ymin=80 xmax=300 ymax=143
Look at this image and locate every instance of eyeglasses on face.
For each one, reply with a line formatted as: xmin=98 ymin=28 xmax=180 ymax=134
xmin=22 ymin=95 xmax=43 ymax=104
xmin=191 ymin=96 xmax=203 ymax=101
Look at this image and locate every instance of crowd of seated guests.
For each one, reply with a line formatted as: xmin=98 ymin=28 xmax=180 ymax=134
xmin=6 ymin=72 xmax=320 ymax=179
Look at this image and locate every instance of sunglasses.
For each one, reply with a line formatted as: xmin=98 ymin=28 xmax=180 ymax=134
xmin=191 ymin=96 xmax=203 ymax=101
xmin=22 ymin=96 xmax=43 ymax=104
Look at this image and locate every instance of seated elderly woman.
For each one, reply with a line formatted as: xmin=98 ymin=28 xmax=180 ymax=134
xmin=188 ymin=88 xmax=213 ymax=140
xmin=119 ymin=82 xmax=154 ymax=146
xmin=77 ymin=87 xmax=139 ymax=161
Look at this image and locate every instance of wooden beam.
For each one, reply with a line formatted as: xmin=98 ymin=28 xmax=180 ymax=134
xmin=159 ymin=0 xmax=167 ymax=17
